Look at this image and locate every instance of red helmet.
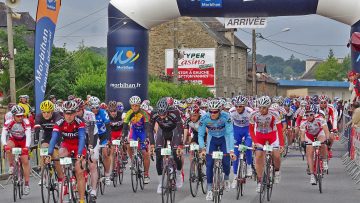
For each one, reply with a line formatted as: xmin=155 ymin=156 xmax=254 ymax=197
xmin=100 ymin=102 xmax=107 ymax=110
xmin=188 ymin=104 xmax=200 ymax=115
xmin=74 ymin=98 xmax=85 ymax=109
xmin=166 ymin=97 xmax=174 ymax=106
xmin=348 ymin=70 xmax=357 ymax=78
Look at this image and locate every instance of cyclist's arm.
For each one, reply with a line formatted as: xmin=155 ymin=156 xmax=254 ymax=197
xmin=25 ymin=125 xmax=31 ymax=148
xmin=299 ymin=130 xmax=305 ymax=142
xmin=87 ymin=121 xmax=96 ymax=147
xmin=249 ymin=124 xmax=256 ymax=143
xmin=78 ymin=127 xmax=86 ymax=156
xmin=330 ymin=107 xmax=338 ymax=131
xmin=198 ymin=117 xmax=207 ymax=149
xmin=277 ymin=122 xmax=284 ymax=147
xmin=1 ymin=124 xmax=8 ymax=146
xmin=225 ymin=117 xmax=234 ymax=153
xmin=34 ymin=114 xmax=42 ymax=142
xmin=322 ymin=123 xmax=331 ymax=139
xmin=183 ymin=128 xmax=189 ymax=145
xmin=48 ymin=130 xmax=60 ymax=155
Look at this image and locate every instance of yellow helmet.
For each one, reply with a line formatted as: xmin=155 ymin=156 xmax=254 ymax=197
xmin=40 ymin=100 xmax=54 ymax=112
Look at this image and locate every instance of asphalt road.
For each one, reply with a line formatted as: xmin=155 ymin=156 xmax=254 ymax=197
xmin=0 ymin=141 xmax=359 ymax=203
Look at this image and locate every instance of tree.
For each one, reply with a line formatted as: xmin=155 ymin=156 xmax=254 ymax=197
xmin=315 ymin=57 xmax=344 ymax=81
xmin=283 ymin=66 xmax=294 ymax=80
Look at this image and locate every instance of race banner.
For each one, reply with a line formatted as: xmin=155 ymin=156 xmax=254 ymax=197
xmin=34 ymin=0 xmax=61 ymax=114
xmin=165 ymin=48 xmax=216 ymax=87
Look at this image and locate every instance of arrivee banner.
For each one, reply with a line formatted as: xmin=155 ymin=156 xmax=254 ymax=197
xmin=165 ymin=48 xmax=216 ymax=87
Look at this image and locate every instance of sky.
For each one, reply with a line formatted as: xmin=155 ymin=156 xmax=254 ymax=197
xmin=5 ymin=0 xmax=351 ymax=60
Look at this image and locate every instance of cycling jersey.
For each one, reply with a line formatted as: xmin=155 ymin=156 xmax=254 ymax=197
xmin=198 ymin=111 xmax=234 ymax=153
xmin=94 ymin=109 xmax=110 ymax=135
xmin=48 ymin=117 xmax=86 ymax=156
xmin=1 ymin=118 xmax=32 ymax=148
xmin=300 ymin=116 xmax=327 ymax=142
xmin=229 ymin=106 xmax=253 ymax=128
xmin=4 ymin=111 xmax=12 ymax=123
xmin=109 ymin=111 xmax=123 ymax=140
xmin=34 ymin=112 xmax=62 ymax=144
xmin=81 ymin=110 xmax=98 ymax=148
xmin=184 ymin=117 xmax=203 ymax=144
xmin=151 ymin=110 xmax=183 ymax=149
xmin=123 ymin=109 xmax=151 ymax=149
xmin=319 ymin=105 xmax=338 ymax=131
xmin=18 ymin=102 xmax=31 ymax=118
xmin=249 ymin=110 xmax=284 ymax=147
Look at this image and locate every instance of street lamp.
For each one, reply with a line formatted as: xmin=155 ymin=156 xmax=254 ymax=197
xmin=257 ymin=27 xmax=291 ymax=42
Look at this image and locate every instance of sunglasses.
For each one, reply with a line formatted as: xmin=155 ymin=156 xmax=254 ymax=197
xmin=305 ymin=113 xmax=314 ymax=117
xmin=15 ymin=115 xmax=24 ymax=118
xmin=41 ymin=111 xmax=52 ymax=114
xmin=320 ymin=102 xmax=327 ymax=104
xmin=235 ymin=105 xmax=244 ymax=108
xmin=209 ymin=110 xmax=220 ymax=114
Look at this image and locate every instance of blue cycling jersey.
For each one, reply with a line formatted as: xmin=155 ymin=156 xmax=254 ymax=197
xmin=95 ymin=109 xmax=110 ymax=135
xmin=198 ymin=111 xmax=234 ymax=153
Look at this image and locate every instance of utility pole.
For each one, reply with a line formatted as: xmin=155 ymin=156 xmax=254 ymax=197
xmin=173 ymin=19 xmax=179 ymax=85
xmin=252 ymin=29 xmax=257 ymax=96
xmin=7 ymin=5 xmax=16 ymax=103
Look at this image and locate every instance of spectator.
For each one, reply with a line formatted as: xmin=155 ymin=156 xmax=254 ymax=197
xmin=350 ymin=102 xmax=360 ymax=128
xmin=18 ymin=95 xmax=31 ymax=118
xmin=49 ymin=95 xmax=56 ymax=104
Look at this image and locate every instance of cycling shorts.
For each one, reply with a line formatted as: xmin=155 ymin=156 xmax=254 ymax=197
xmin=255 ymin=131 xmax=279 ymax=148
xmin=111 ymin=130 xmax=122 ymax=141
xmin=129 ymin=128 xmax=147 ymax=150
xmin=305 ymin=131 xmax=325 ymax=143
xmin=8 ymin=137 xmax=28 ymax=155
xmin=60 ymin=139 xmax=86 ymax=157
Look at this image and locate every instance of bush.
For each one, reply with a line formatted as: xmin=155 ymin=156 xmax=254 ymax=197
xmin=72 ymin=71 xmax=106 ymax=101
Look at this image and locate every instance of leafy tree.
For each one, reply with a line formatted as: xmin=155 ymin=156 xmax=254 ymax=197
xmin=283 ymin=66 xmax=294 ymax=80
xmin=315 ymin=50 xmax=349 ymax=81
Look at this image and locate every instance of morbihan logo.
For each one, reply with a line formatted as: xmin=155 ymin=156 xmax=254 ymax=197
xmin=110 ymin=83 xmax=142 ymax=89
xmin=110 ymin=47 xmax=140 ymax=71
xmin=200 ymin=0 xmax=222 ymax=8
xmin=46 ymin=0 xmax=56 ymax=11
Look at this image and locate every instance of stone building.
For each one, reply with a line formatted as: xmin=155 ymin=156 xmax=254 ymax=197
xmin=247 ymin=63 xmax=278 ymax=96
xmin=149 ymin=17 xmax=249 ymax=97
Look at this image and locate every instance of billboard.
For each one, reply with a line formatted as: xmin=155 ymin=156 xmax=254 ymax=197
xmin=34 ymin=0 xmax=62 ymax=114
xmin=165 ymin=48 xmax=216 ymax=87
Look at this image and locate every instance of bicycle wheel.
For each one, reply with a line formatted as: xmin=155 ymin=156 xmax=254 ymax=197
xmin=283 ymin=135 xmax=289 ymax=157
xmin=236 ymin=159 xmax=245 ymax=200
xmin=131 ymin=156 xmax=139 ymax=193
xmin=98 ymin=160 xmax=106 ymax=195
xmin=161 ymin=166 xmax=170 ymax=203
xmin=170 ymin=165 xmax=176 ymax=203
xmin=13 ymin=164 xmax=18 ymax=202
xmin=267 ymin=163 xmax=274 ymax=201
xmin=18 ymin=164 xmax=24 ymax=199
xmin=317 ymin=157 xmax=322 ymax=193
xmin=138 ymin=155 xmax=145 ymax=190
xmin=51 ymin=168 xmax=59 ymax=202
xmin=199 ymin=161 xmax=207 ymax=194
xmin=112 ymin=152 xmax=119 ymax=187
xmin=213 ymin=165 xmax=221 ymax=203
xmin=189 ymin=158 xmax=199 ymax=197
xmin=118 ymin=159 xmax=124 ymax=185
xmin=41 ymin=166 xmax=51 ymax=203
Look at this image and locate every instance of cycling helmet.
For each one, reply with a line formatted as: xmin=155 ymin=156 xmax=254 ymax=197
xmin=56 ymin=99 xmax=63 ymax=105
xmin=200 ymin=101 xmax=208 ymax=108
xmin=117 ymin=102 xmax=124 ymax=112
xmin=207 ymin=99 xmax=222 ymax=110
xmin=62 ymin=100 xmax=78 ymax=113
xmin=277 ymin=96 xmax=284 ymax=105
xmin=140 ymin=103 xmax=149 ymax=111
xmin=224 ymin=101 xmax=232 ymax=109
xmin=18 ymin=95 xmax=29 ymax=99
xmin=11 ymin=105 xmax=25 ymax=116
xmin=156 ymin=98 xmax=169 ymax=114
xmin=318 ymin=110 xmax=326 ymax=117
xmin=88 ymin=96 xmax=100 ymax=108
xmin=305 ymin=104 xmax=317 ymax=113
xmin=129 ymin=96 xmax=141 ymax=105
xmin=234 ymin=95 xmax=248 ymax=106
xmin=257 ymin=96 xmax=271 ymax=107
xmin=67 ymin=95 xmax=75 ymax=101
xmin=142 ymin=100 xmax=151 ymax=106
xmin=272 ymin=96 xmax=281 ymax=104
xmin=319 ymin=95 xmax=328 ymax=102
xmin=54 ymin=104 xmax=63 ymax=113
xmin=283 ymin=98 xmax=292 ymax=107
xmin=100 ymin=103 xmax=107 ymax=110
xmin=173 ymin=99 xmax=180 ymax=106
xmin=271 ymin=103 xmax=279 ymax=109
xmin=108 ymin=100 xmax=117 ymax=111
xmin=300 ymin=100 xmax=308 ymax=107
xmin=185 ymin=98 xmax=193 ymax=104
xmin=188 ymin=104 xmax=200 ymax=114
xmin=7 ymin=103 xmax=16 ymax=110
xmin=166 ymin=97 xmax=174 ymax=106
xmin=74 ymin=98 xmax=85 ymax=109
xmin=49 ymin=95 xmax=56 ymax=100
xmin=40 ymin=100 xmax=55 ymax=112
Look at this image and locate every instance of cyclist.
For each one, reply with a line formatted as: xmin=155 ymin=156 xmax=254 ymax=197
xmin=300 ymin=105 xmax=330 ymax=184
xmin=4 ymin=103 xmax=16 ymax=123
xmin=75 ymin=98 xmax=99 ymax=202
xmin=18 ymin=95 xmax=31 ymax=118
xmin=1 ymin=105 xmax=31 ymax=195
xmin=88 ymin=96 xmax=112 ymax=185
xmin=249 ymin=96 xmax=284 ymax=193
xmin=149 ymin=98 xmax=184 ymax=193
xmin=123 ymin=96 xmax=152 ymax=184
xmin=47 ymin=100 xmax=87 ymax=203
xmin=49 ymin=95 xmax=57 ymax=104
xmin=198 ymin=99 xmax=235 ymax=201
xmin=283 ymin=98 xmax=295 ymax=146
xmin=184 ymin=104 xmax=204 ymax=161
xmin=318 ymin=95 xmax=338 ymax=158
xmin=229 ymin=95 xmax=254 ymax=189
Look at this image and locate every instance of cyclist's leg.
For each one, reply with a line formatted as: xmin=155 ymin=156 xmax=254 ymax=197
xmin=89 ymin=139 xmax=100 ymax=196
xmin=19 ymin=140 xmax=30 ymax=185
xmin=5 ymin=139 xmax=15 ymax=168
xmin=100 ymin=136 xmax=111 ymax=177
xmin=254 ymin=135 xmax=266 ymax=181
xmin=75 ymin=148 xmax=86 ymax=201
xmin=139 ymin=130 xmax=150 ymax=178
xmin=58 ymin=145 xmax=70 ymax=181
xmin=206 ymin=136 xmax=216 ymax=191
xmin=219 ymin=137 xmax=230 ymax=181
xmin=305 ymin=135 xmax=315 ymax=174
xmin=52 ymin=148 xmax=63 ymax=179
xmin=318 ymin=133 xmax=327 ymax=160
xmin=271 ymin=132 xmax=281 ymax=171
xmin=127 ymin=128 xmax=134 ymax=158
xmin=232 ymin=126 xmax=241 ymax=175
xmin=244 ymin=127 xmax=253 ymax=165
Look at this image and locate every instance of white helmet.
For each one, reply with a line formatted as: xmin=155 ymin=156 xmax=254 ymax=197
xmin=224 ymin=101 xmax=232 ymax=109
xmin=271 ymin=103 xmax=279 ymax=109
xmin=234 ymin=95 xmax=248 ymax=106
xmin=257 ymin=96 xmax=271 ymax=107
xmin=208 ymin=100 xmax=222 ymax=110
xmin=88 ymin=96 xmax=100 ymax=107
xmin=129 ymin=96 xmax=141 ymax=105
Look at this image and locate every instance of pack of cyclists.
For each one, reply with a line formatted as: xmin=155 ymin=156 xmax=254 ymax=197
xmin=0 ymin=93 xmax=343 ymax=202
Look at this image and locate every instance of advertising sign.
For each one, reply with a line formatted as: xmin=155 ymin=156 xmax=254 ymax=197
xmin=200 ymin=0 xmax=222 ymax=8
xmin=165 ymin=48 xmax=215 ymax=87
xmin=224 ymin=17 xmax=267 ymax=29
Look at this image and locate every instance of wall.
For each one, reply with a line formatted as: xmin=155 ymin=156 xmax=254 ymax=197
xmin=278 ymin=86 xmax=351 ymax=100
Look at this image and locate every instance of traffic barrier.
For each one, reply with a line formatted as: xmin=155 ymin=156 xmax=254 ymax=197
xmin=341 ymin=112 xmax=360 ymax=185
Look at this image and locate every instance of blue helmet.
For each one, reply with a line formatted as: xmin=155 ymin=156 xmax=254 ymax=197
xmin=284 ymin=98 xmax=292 ymax=107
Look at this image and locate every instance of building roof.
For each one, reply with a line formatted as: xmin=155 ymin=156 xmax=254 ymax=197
xmin=300 ymin=61 xmax=321 ymax=80
xmin=247 ymin=63 xmax=267 ymax=73
xmin=278 ymin=80 xmax=349 ymax=88
xmin=0 ymin=2 xmax=35 ymax=31
xmin=193 ymin=17 xmax=248 ymax=49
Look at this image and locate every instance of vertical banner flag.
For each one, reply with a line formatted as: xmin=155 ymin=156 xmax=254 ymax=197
xmin=34 ymin=0 xmax=61 ymax=114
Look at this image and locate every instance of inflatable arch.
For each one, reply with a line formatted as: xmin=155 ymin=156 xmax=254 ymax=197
xmin=106 ymin=0 xmax=360 ymax=108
